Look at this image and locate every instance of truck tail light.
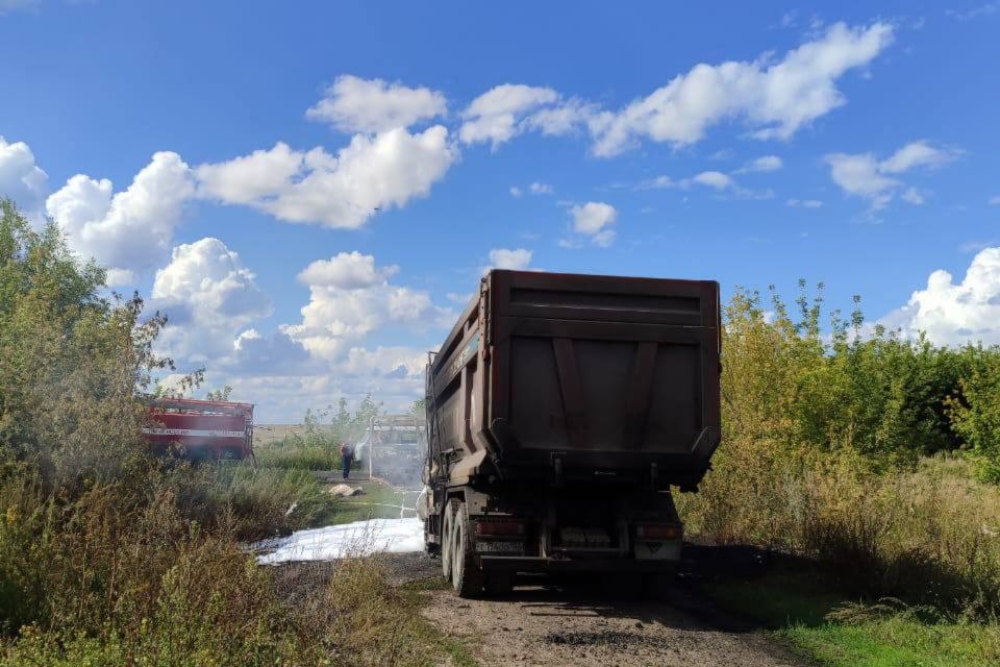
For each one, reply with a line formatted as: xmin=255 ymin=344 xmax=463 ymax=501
xmin=475 ymin=520 xmax=525 ymax=537
xmin=635 ymin=523 xmax=683 ymax=541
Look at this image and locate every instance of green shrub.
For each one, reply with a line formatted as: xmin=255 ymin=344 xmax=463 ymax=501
xmin=0 ymin=199 xmax=344 ymax=664
xmin=948 ymin=350 xmax=1000 ymax=482
xmin=681 ymin=283 xmax=1000 ymax=617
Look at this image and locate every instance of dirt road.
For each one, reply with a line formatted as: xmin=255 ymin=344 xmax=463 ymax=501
xmin=421 ymin=577 xmax=806 ymax=667
xmin=271 ymin=522 xmax=807 ymax=666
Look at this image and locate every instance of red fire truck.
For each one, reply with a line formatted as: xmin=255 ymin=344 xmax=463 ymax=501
xmin=143 ymin=397 xmax=255 ymax=461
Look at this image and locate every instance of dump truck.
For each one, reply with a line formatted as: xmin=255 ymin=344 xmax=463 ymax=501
xmin=420 ymin=269 xmax=721 ymax=597
xmin=142 ymin=397 xmax=255 ymax=461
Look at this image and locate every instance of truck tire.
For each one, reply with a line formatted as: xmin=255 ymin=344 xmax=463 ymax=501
xmin=441 ymin=501 xmax=456 ymax=581
xmin=451 ymin=504 xmax=484 ymax=598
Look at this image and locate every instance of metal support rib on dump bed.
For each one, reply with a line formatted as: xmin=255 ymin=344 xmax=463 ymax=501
xmin=426 ymin=269 xmax=721 ymax=492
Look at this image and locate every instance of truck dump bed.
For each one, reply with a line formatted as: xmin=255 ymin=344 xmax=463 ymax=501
xmin=426 ymin=270 xmax=721 ymax=491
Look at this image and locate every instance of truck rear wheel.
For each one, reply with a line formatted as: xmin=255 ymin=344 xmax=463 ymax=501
xmin=441 ymin=501 xmax=456 ymax=581
xmin=451 ymin=505 xmax=484 ymax=598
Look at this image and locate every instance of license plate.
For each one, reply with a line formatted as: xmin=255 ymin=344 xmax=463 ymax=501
xmin=476 ymin=541 xmax=524 ymax=553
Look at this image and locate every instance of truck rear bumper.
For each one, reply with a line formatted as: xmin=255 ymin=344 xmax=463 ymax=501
xmin=479 ymin=555 xmax=677 ymax=574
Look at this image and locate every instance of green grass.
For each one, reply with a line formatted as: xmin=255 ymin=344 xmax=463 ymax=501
xmin=398 ymin=579 xmax=480 ymax=667
xmin=168 ymin=462 xmax=342 ymax=539
xmin=782 ymin=619 xmax=998 ymax=667
xmin=706 ymin=571 xmax=1000 ymax=667
xmin=327 ymin=480 xmax=421 ymax=524
xmin=320 ymin=559 xmax=480 ymax=667
xmin=254 ymin=441 xmax=343 ymax=470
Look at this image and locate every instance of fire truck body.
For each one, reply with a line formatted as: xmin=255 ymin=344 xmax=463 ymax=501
xmin=144 ymin=397 xmax=255 ymax=460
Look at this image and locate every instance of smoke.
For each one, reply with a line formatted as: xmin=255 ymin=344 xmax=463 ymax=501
xmin=356 ymin=414 xmax=426 ymax=489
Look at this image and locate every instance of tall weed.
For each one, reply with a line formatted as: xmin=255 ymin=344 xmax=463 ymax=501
xmin=682 ymin=283 xmax=1000 ymax=615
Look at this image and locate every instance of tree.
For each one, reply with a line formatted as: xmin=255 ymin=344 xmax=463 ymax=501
xmin=206 ymin=385 xmax=233 ymax=401
xmin=0 ymin=198 xmax=174 ymax=488
xmin=350 ymin=394 xmax=382 ymax=439
xmin=948 ymin=347 xmax=1000 ymax=483
xmin=332 ymin=397 xmax=351 ymax=438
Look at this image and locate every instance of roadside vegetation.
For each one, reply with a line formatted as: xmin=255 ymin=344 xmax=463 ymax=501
xmin=708 ymin=572 xmax=999 ymax=667
xmin=0 ymin=200 xmax=440 ymax=666
xmin=678 ymin=283 xmax=1000 ymax=666
xmin=254 ymin=397 xmax=381 ymax=470
xmin=5 ymin=192 xmax=1000 ymax=666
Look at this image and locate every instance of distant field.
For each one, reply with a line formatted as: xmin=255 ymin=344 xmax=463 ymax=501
xmin=253 ymin=424 xmax=338 ymax=447
xmin=253 ymin=424 xmax=302 ymax=447
xmin=253 ymin=424 xmax=342 ymax=447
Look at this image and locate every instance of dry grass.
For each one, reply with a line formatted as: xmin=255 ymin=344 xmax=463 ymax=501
xmin=253 ymin=424 xmax=313 ymax=448
xmin=679 ymin=444 xmax=1000 ymax=615
xmin=0 ymin=479 xmax=448 ymax=666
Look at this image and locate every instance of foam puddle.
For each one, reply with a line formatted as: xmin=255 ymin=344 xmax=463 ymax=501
xmin=255 ymin=517 xmax=425 ymax=564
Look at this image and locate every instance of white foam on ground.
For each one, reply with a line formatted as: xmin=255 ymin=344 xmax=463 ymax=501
xmin=255 ymin=517 xmax=425 ymax=564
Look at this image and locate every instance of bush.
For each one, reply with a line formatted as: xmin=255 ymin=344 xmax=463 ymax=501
xmin=680 ymin=283 xmax=1000 ymax=616
xmin=948 ymin=350 xmax=1000 ymax=482
xmin=0 ymin=199 xmax=345 ymax=664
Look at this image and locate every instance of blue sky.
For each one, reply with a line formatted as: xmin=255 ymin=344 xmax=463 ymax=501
xmin=1 ymin=0 xmax=998 ymax=421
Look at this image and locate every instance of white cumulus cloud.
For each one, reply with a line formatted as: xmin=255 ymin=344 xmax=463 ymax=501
xmin=282 ymin=252 xmax=452 ymax=361
xmin=881 ymin=247 xmax=1000 ymax=346
xmin=638 ymin=170 xmax=770 ymax=200
xmin=590 ymin=22 xmax=894 ymax=156
xmin=305 ymin=75 xmax=447 ymax=133
xmin=488 ymin=247 xmax=533 ymax=270
xmin=195 ymin=142 xmax=302 ymax=205
xmin=879 ymin=140 xmax=960 ymax=174
xmin=459 ymin=84 xmax=560 ymax=148
xmin=197 ymin=127 xmax=457 ymax=229
xmin=297 ymin=251 xmax=399 ymax=289
xmin=736 ymin=155 xmax=783 ymax=173
xmin=0 ymin=136 xmax=48 ymax=217
xmin=566 ymin=202 xmax=617 ymax=247
xmin=691 ymin=171 xmax=735 ymax=190
xmin=825 ymin=140 xmax=960 ymax=211
xmin=572 ymin=202 xmax=617 ymax=234
xmin=46 ymin=152 xmax=195 ymax=284
xmin=511 ymin=182 xmax=553 ymax=197
xmin=151 ymin=237 xmax=273 ymax=362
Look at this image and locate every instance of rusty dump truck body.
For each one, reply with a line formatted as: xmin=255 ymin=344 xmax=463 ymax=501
xmin=422 ymin=270 xmax=721 ymax=597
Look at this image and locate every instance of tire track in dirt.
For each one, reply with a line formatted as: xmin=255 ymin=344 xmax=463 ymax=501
xmin=420 ymin=578 xmax=808 ymax=667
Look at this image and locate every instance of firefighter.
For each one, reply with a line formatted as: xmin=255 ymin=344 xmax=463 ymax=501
xmin=340 ymin=441 xmax=354 ymax=480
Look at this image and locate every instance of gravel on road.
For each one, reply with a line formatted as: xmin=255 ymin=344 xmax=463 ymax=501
xmin=420 ymin=579 xmax=808 ymax=667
